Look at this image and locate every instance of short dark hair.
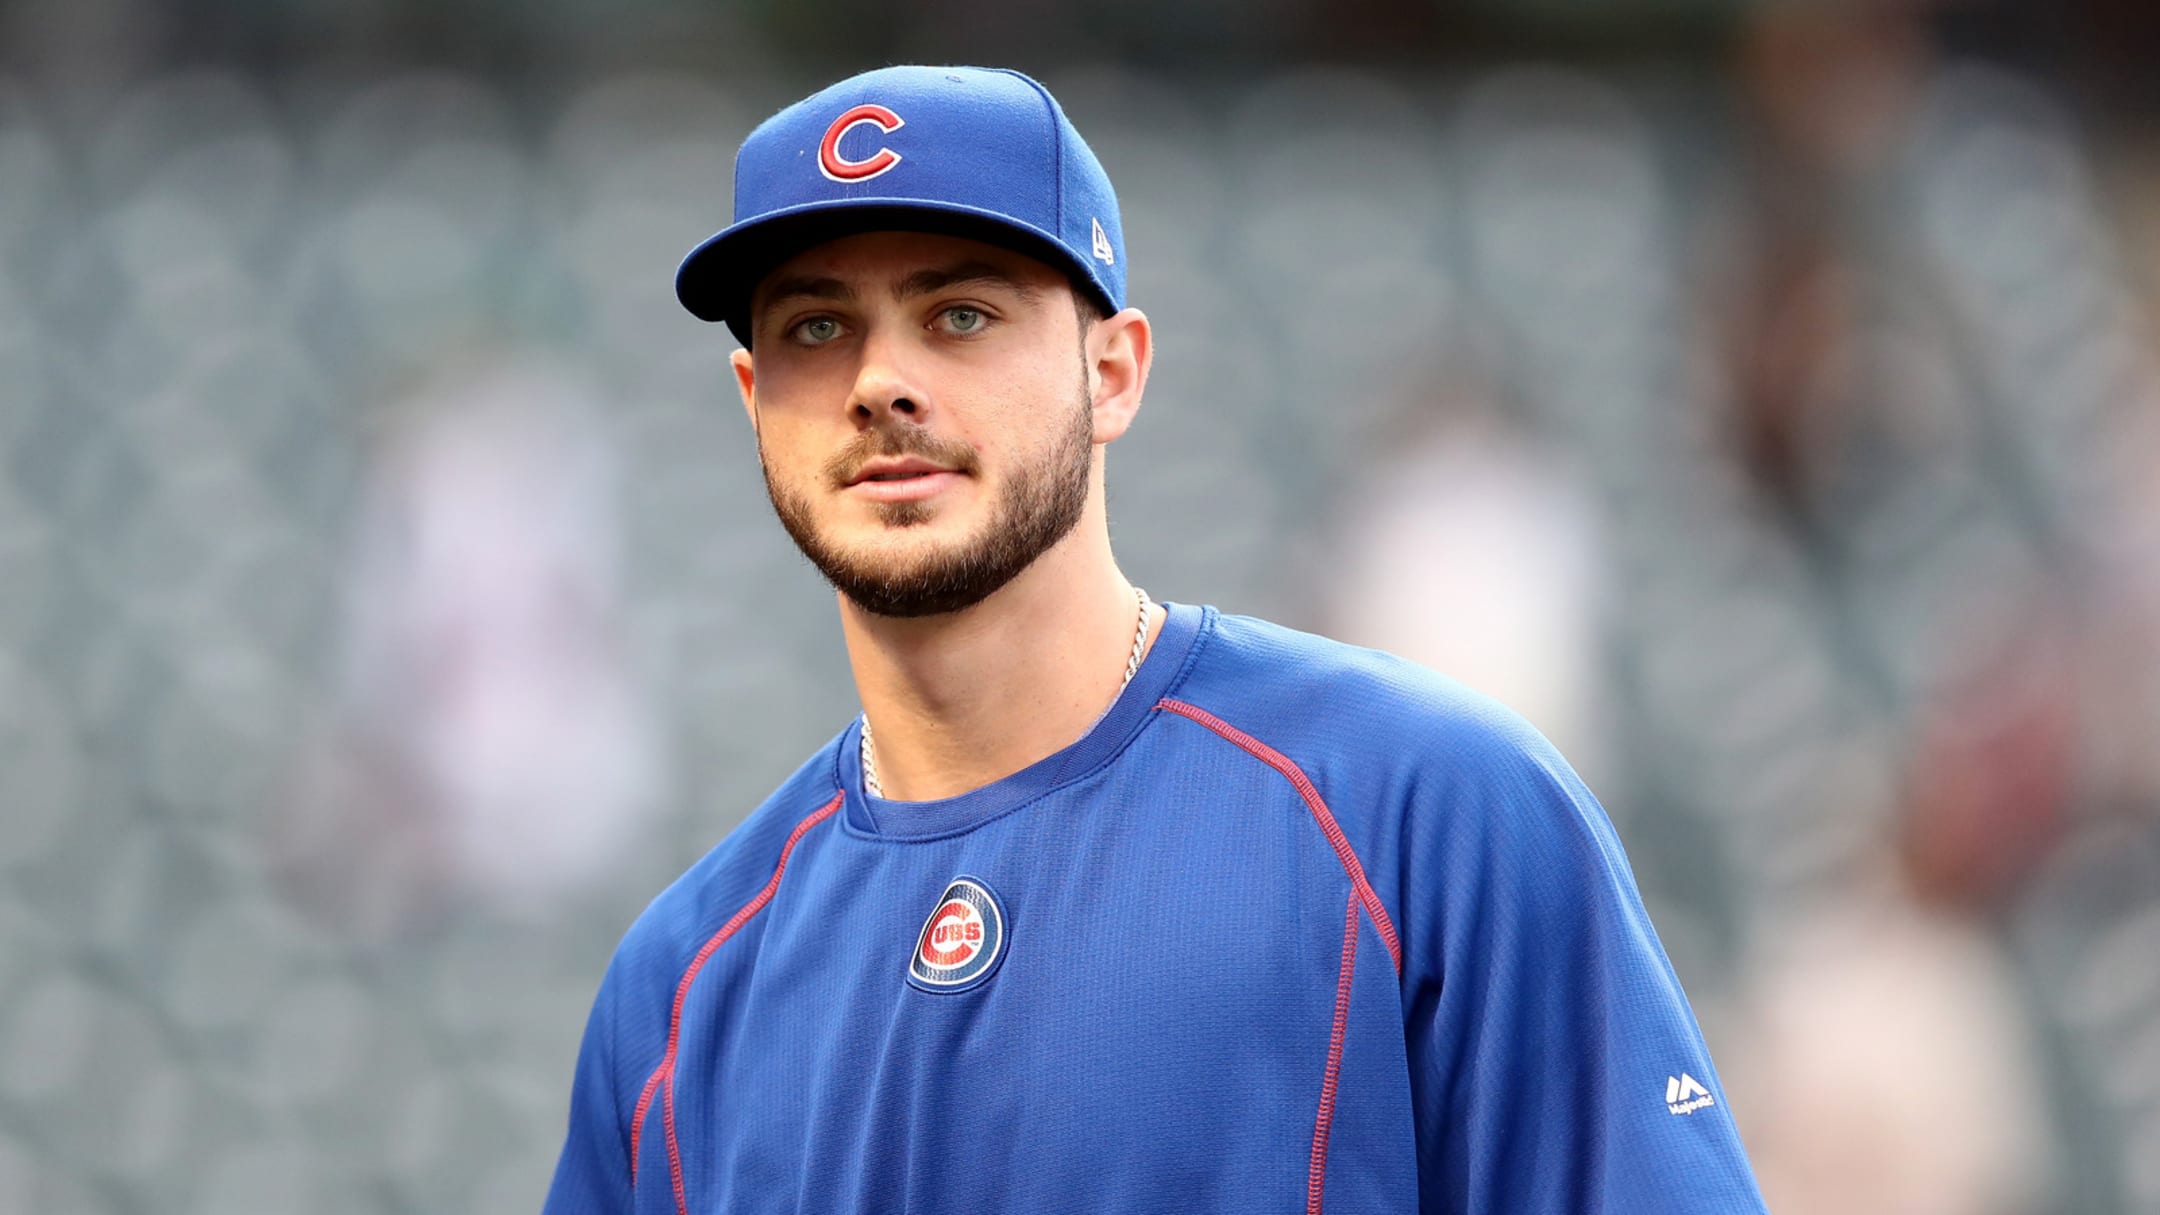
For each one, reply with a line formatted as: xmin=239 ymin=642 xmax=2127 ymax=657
xmin=1073 ymin=284 xmax=1107 ymax=331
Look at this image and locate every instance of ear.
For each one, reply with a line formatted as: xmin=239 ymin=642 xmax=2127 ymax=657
xmin=730 ymin=347 xmax=758 ymax=434
xmin=1086 ymin=307 xmax=1152 ymax=445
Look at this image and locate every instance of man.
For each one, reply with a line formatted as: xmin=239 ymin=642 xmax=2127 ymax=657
xmin=545 ymin=65 xmax=1766 ymax=1213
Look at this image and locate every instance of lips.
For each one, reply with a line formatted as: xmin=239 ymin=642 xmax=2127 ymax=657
xmin=845 ymin=457 xmax=955 ymax=487
xmin=841 ymin=455 xmax=967 ymax=504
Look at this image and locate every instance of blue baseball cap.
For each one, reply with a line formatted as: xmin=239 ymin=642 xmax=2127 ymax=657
xmin=675 ymin=65 xmax=1127 ymax=347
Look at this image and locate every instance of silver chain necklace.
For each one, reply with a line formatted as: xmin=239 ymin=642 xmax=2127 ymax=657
xmin=862 ymin=586 xmax=1151 ymax=799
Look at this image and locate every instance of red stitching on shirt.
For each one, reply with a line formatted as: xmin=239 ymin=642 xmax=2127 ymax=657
xmin=1309 ymin=889 xmax=1360 ymax=1215
xmin=1155 ymin=698 xmax=1403 ymax=974
xmin=629 ymin=1053 xmax=667 ymax=1183
xmin=628 ymin=790 xmax=844 ymax=1206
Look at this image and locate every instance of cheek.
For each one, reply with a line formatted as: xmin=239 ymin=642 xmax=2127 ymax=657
xmin=751 ymin=370 xmax=849 ymax=438
xmin=752 ymin=414 xmax=826 ymax=480
xmin=751 ymin=352 xmax=856 ymax=419
xmin=975 ymin=356 xmax=1073 ymax=427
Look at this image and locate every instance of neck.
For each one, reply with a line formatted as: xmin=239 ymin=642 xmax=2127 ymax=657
xmin=842 ymin=522 xmax=1159 ymax=802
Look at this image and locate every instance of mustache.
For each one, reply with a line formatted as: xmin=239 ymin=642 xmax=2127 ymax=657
xmin=824 ymin=428 xmax=981 ymax=489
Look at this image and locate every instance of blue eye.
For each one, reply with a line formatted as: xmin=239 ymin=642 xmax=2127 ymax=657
xmin=942 ymin=307 xmax=985 ymax=333
xmin=794 ymin=317 xmax=842 ymax=344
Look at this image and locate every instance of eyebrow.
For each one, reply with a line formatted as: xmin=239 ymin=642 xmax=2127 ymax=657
xmin=761 ymin=260 xmax=1042 ymax=312
xmin=894 ymin=261 xmax=1043 ymax=303
xmin=758 ymin=274 xmax=856 ymax=310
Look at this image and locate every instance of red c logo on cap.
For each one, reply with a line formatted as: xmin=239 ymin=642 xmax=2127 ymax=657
xmin=819 ymin=104 xmax=905 ymax=183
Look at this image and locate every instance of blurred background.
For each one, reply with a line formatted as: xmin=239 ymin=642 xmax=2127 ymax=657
xmin=4 ymin=0 xmax=2160 ymax=1210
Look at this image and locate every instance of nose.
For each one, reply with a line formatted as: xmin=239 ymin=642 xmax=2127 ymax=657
xmin=848 ymin=327 xmax=929 ymax=427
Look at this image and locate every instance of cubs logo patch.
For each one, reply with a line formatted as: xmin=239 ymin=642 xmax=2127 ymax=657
xmin=907 ymin=876 xmax=1006 ymax=993
xmin=819 ymin=103 xmax=905 ymax=183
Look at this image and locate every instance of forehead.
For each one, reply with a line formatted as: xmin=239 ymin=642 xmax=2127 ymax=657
xmin=752 ymin=230 xmax=1071 ymax=306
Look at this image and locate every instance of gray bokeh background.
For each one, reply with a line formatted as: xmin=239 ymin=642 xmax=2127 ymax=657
xmin=5 ymin=2 xmax=2160 ymax=1211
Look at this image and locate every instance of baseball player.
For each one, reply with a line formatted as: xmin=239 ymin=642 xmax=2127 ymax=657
xmin=544 ymin=64 xmax=1767 ymax=1213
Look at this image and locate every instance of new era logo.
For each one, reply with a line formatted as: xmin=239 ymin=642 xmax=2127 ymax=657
xmin=1091 ymin=217 xmax=1114 ymax=266
xmin=1665 ymin=1073 xmax=1715 ymax=1116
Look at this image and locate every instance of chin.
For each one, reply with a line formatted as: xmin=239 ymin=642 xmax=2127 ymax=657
xmin=865 ymin=500 xmax=938 ymax=529
xmin=846 ymin=522 xmax=987 ymax=571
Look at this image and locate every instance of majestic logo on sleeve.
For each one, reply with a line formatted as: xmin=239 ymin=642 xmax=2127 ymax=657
xmin=819 ymin=104 xmax=905 ymax=183
xmin=907 ymin=877 xmax=1006 ymax=993
xmin=1665 ymin=1073 xmax=1716 ymax=1116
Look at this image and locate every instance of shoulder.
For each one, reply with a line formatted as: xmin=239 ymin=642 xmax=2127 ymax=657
xmin=597 ymin=735 xmax=850 ymax=1012
xmin=1163 ymin=610 xmax=1612 ymax=926
xmin=1168 ymin=608 xmax=1559 ymax=778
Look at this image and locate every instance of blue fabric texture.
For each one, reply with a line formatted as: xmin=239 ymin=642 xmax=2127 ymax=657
xmin=544 ymin=603 xmax=1768 ymax=1213
xmin=676 ymin=65 xmax=1126 ymax=346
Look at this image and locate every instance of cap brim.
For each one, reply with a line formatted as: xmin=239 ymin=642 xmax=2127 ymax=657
xmin=676 ymin=199 xmax=1114 ymax=348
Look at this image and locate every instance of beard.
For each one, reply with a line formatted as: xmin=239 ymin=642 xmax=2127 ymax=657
xmin=761 ymin=375 xmax=1096 ymax=618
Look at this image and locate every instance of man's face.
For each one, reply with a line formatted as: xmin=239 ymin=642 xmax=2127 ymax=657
xmin=732 ymin=231 xmax=1097 ymax=618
